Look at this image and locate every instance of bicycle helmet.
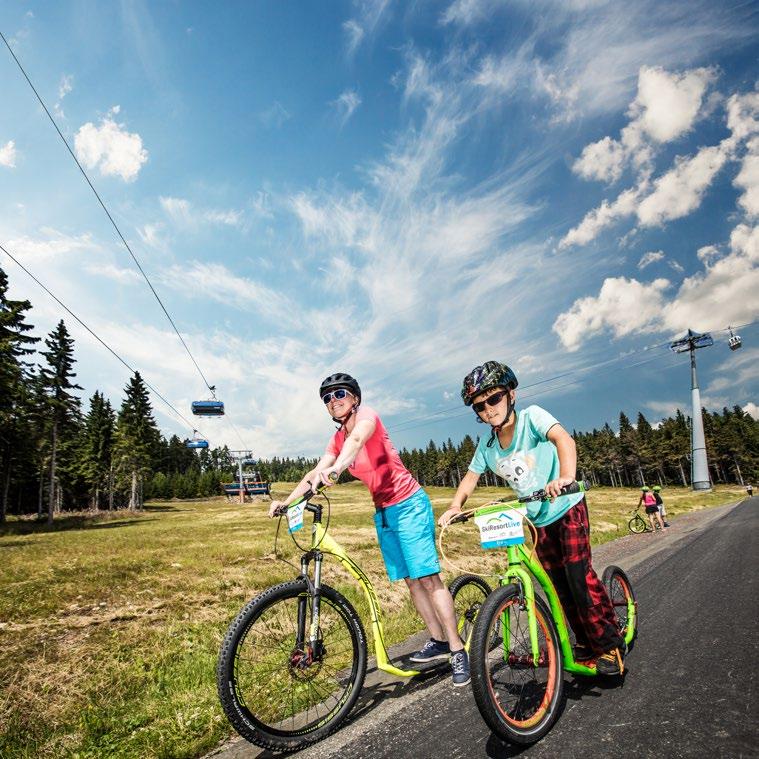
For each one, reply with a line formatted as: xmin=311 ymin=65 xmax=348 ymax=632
xmin=319 ymin=373 xmax=361 ymax=403
xmin=652 ymin=485 xmax=661 ymax=492
xmin=641 ymin=486 xmax=649 ymax=492
xmin=461 ymin=361 xmax=518 ymax=406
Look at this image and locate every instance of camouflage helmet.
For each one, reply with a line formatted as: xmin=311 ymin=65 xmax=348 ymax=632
xmin=461 ymin=361 xmax=518 ymax=406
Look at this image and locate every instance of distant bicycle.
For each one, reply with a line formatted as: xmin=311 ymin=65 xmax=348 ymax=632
xmin=628 ymin=504 xmax=652 ymax=534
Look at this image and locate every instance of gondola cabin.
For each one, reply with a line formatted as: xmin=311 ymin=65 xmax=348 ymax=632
xmin=185 ymin=438 xmax=209 ymax=449
xmin=728 ymin=331 xmax=742 ymax=351
xmin=191 ymin=400 xmax=225 ymax=416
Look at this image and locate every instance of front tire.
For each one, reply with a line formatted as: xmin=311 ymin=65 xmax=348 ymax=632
xmin=628 ymin=514 xmax=647 ymax=534
xmin=217 ymin=580 xmax=367 ymax=752
xmin=448 ymin=574 xmax=492 ymax=646
xmin=470 ymin=584 xmax=564 ymax=745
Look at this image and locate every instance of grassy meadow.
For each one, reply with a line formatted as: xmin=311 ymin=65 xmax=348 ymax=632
xmin=0 ymin=482 xmax=744 ymax=758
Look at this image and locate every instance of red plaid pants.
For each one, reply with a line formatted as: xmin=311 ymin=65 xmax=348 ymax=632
xmin=535 ymin=497 xmax=624 ymax=654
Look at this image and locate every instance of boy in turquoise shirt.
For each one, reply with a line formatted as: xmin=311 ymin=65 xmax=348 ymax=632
xmin=439 ymin=361 xmax=626 ymax=674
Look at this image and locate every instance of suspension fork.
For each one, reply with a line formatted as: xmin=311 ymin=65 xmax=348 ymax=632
xmin=295 ymin=552 xmax=324 ymax=651
xmin=500 ymin=546 xmax=540 ymax=666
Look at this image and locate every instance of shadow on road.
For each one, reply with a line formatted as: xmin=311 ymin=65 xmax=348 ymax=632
xmin=483 ymin=671 xmax=628 ymax=758
xmin=253 ymin=662 xmax=449 ymax=759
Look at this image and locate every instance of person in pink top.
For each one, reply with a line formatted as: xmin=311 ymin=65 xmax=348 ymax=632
xmin=268 ymin=372 xmax=470 ymax=686
xmin=638 ymin=486 xmax=665 ymax=532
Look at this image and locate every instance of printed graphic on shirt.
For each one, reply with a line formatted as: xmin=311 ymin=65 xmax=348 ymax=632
xmin=495 ymin=452 xmax=539 ymax=493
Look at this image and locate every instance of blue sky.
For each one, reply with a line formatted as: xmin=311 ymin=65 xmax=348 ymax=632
xmin=1 ymin=0 xmax=757 ymax=457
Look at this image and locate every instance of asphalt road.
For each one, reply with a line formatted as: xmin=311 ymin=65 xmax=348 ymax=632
xmin=210 ymin=499 xmax=759 ymax=759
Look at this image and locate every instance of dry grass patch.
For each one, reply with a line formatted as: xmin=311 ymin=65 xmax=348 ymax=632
xmin=0 ymin=482 xmax=742 ymax=757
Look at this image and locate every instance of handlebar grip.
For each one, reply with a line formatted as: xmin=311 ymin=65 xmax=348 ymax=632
xmin=559 ymin=480 xmax=590 ymax=496
xmin=328 ymin=472 xmax=339 ymax=483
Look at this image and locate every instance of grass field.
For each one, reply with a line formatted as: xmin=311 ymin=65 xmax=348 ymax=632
xmin=0 ymin=482 xmax=745 ymax=758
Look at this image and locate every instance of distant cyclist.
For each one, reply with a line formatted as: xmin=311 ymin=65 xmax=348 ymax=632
xmin=639 ymin=486 xmax=665 ymax=531
xmin=652 ymin=485 xmax=669 ymax=527
xmin=747 ymin=484 xmax=754 ymax=498
xmin=439 ymin=361 xmax=626 ymax=675
xmin=269 ymin=373 xmax=470 ymax=686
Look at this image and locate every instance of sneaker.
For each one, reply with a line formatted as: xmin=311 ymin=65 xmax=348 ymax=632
xmin=572 ymin=643 xmax=594 ymax=663
xmin=409 ymin=638 xmax=450 ymax=663
xmin=663 ymin=522 xmax=670 ymax=527
xmin=450 ymin=649 xmax=471 ymax=687
xmin=595 ymin=646 xmax=625 ymax=676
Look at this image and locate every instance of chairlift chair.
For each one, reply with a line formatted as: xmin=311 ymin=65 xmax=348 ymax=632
xmin=728 ymin=327 xmax=742 ymax=351
xmin=191 ymin=400 xmax=225 ymax=416
xmin=185 ymin=430 xmax=209 ymax=449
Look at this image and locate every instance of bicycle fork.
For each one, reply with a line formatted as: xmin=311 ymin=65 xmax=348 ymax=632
xmin=294 ymin=552 xmax=324 ymax=666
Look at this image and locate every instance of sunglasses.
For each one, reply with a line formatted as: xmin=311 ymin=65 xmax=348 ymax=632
xmin=322 ymin=388 xmax=353 ymax=404
xmin=472 ymin=389 xmax=509 ymax=413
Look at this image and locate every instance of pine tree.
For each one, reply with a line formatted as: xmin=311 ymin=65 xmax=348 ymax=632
xmin=0 ymin=267 xmax=39 ymax=521
xmin=112 ymin=372 xmax=161 ymax=510
xmin=38 ymin=320 xmax=82 ymax=524
xmin=79 ymin=391 xmax=116 ymax=510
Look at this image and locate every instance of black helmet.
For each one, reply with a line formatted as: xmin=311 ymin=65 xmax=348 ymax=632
xmin=461 ymin=361 xmax=518 ymax=406
xmin=319 ymin=372 xmax=361 ymax=403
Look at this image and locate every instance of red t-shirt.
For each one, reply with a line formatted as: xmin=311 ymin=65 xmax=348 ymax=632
xmin=326 ymin=406 xmax=420 ymax=508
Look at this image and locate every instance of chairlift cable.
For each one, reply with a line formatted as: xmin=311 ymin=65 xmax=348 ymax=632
xmin=0 ymin=31 xmax=217 ymax=399
xmin=0 ymin=241 xmax=207 ymax=440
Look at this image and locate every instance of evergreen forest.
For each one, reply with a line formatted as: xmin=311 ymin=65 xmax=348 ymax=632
xmin=2 ymin=265 xmax=757 ymax=523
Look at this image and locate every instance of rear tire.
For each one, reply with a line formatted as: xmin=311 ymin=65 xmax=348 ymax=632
xmin=602 ymin=565 xmax=637 ymax=651
xmin=448 ymin=574 xmax=492 ymax=646
xmin=217 ymin=580 xmax=367 ymax=752
xmin=470 ymin=584 xmax=564 ymax=745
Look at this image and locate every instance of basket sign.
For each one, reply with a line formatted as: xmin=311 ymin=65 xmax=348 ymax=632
xmin=288 ymin=502 xmax=305 ymax=533
xmin=474 ymin=506 xmax=526 ymax=549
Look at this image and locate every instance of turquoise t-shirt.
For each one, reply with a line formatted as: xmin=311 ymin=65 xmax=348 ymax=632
xmin=468 ymin=404 xmax=583 ymax=527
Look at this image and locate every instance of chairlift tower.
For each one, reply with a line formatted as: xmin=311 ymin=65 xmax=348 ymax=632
xmin=670 ymin=330 xmax=713 ymax=491
xmin=230 ymin=450 xmax=255 ymax=505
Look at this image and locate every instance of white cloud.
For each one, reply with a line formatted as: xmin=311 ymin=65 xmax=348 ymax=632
xmin=662 ymin=223 xmax=759 ymax=332
xmin=160 ymin=196 xmax=242 ymax=228
xmin=343 ymin=20 xmax=364 ymax=56
xmin=332 ymin=89 xmax=362 ymax=127
xmin=669 ymin=260 xmax=684 ymax=273
xmin=629 ymin=66 xmax=716 ymax=144
xmin=160 ymin=261 xmax=297 ymax=325
xmin=84 ymin=262 xmax=141 ymax=284
xmin=573 ymin=136 xmax=628 ymax=184
xmin=5 ymin=227 xmax=100 ymax=261
xmin=572 ymin=65 xmax=716 ymax=184
xmin=636 ymin=144 xmax=728 ymax=227
xmin=559 ymin=186 xmax=641 ymax=249
xmin=553 ymin=276 xmax=670 ymax=351
xmin=0 ymin=140 xmax=17 ymax=168
xmin=74 ymin=108 xmax=148 ymax=181
xmin=58 ymin=74 xmax=73 ymax=101
xmin=734 ymin=136 xmax=759 ymax=218
xmin=159 ymin=196 xmax=192 ymax=224
xmin=561 ymin=83 xmax=759 ymax=249
xmin=744 ymin=402 xmax=759 ymax=420
xmin=259 ymin=101 xmax=291 ymax=128
xmin=697 ymin=244 xmax=720 ymax=263
xmin=638 ymin=250 xmax=665 ymax=269
xmin=555 ymin=222 xmax=759 ymax=350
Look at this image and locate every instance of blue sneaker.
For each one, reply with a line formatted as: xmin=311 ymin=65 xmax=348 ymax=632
xmin=409 ymin=638 xmax=450 ymax=662
xmin=450 ymin=649 xmax=470 ymax=686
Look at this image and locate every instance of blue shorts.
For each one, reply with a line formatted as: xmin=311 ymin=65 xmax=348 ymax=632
xmin=373 ymin=488 xmax=441 ymax=582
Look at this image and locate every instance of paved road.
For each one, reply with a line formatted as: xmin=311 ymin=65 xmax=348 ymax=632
xmin=209 ymin=499 xmax=759 ymax=759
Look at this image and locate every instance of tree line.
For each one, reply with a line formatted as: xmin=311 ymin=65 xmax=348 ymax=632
xmin=2 ymin=265 xmax=756 ymax=523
